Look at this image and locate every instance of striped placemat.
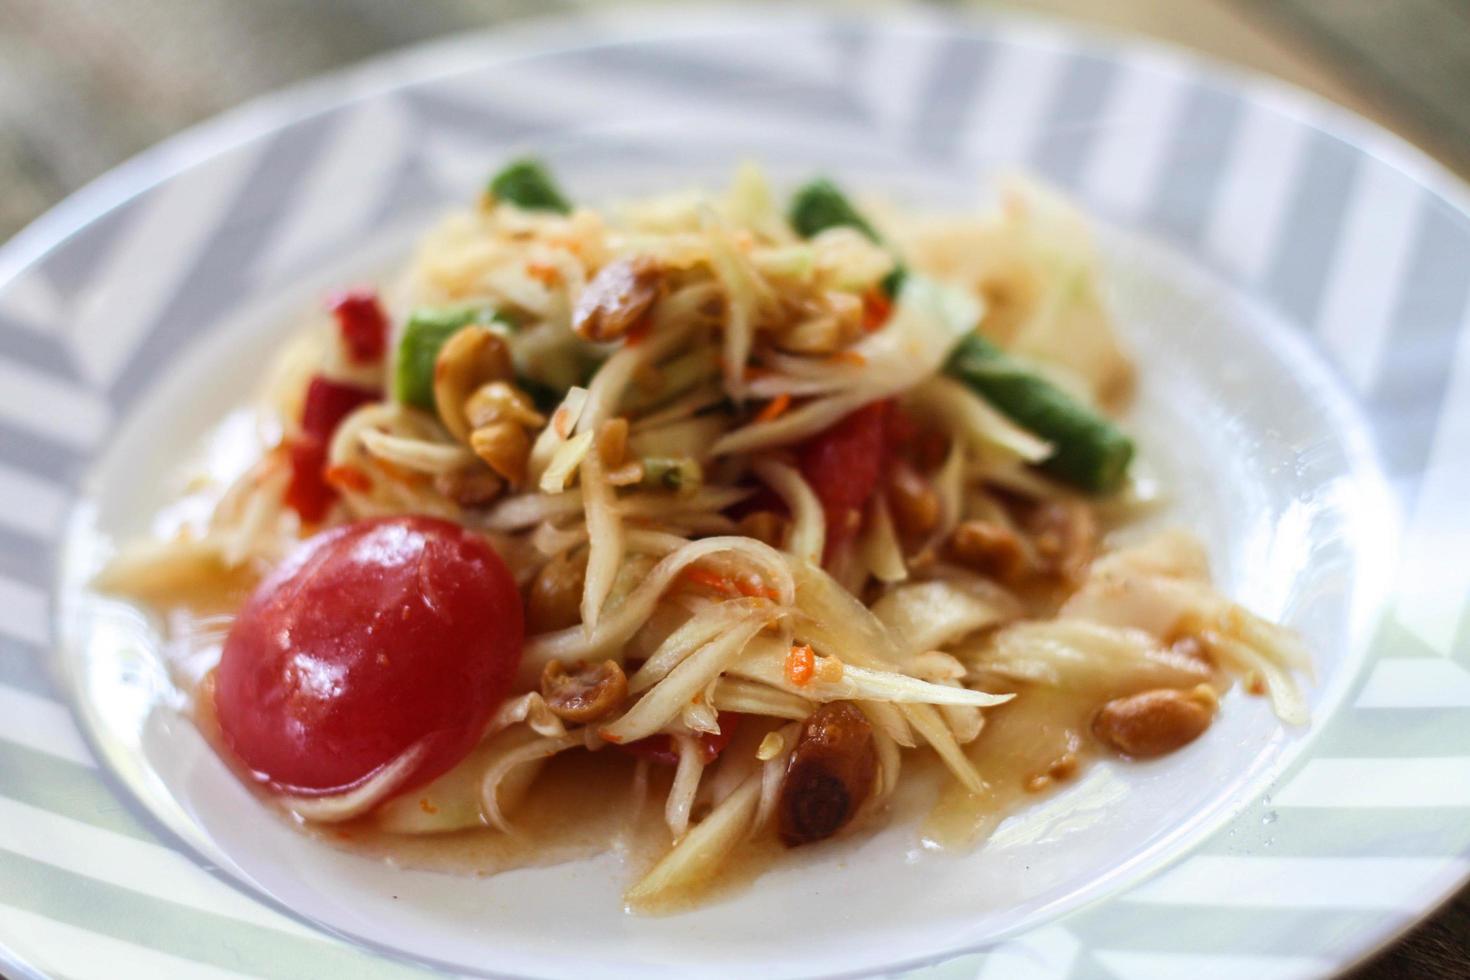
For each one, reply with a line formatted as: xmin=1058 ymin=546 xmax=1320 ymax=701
xmin=1 ymin=8 xmax=1468 ymax=978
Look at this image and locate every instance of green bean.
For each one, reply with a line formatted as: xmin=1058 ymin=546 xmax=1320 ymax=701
xmin=393 ymin=306 xmax=503 ymax=411
xmin=787 ymin=178 xmax=907 ymax=295
xmin=945 ymin=334 xmax=1134 ymax=494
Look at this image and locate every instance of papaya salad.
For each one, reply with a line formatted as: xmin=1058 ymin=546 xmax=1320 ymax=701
xmin=98 ymin=161 xmax=1311 ymax=911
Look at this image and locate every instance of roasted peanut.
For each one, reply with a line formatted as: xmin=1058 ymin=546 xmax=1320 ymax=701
xmin=432 ymin=467 xmax=504 ymax=506
xmin=1024 ymin=498 xmax=1097 ymax=583
xmin=1092 ymin=687 xmax=1215 ymax=759
xmin=466 ymin=381 xmax=545 ymax=430
xmin=886 ymin=461 xmax=940 ymax=537
xmin=1048 ymin=752 xmax=1079 ymax=781
xmin=526 ymin=550 xmax=587 ymax=634
xmin=1025 ymin=742 xmax=1081 ymax=793
xmin=573 ymin=256 xmax=664 ymax=342
xmin=946 ymin=520 xmax=1029 ymax=582
xmin=470 ymin=420 xmax=532 ymax=486
xmin=778 ymin=702 xmax=878 ymax=847
xmin=433 ymin=326 xmax=514 ymax=443
xmin=540 ymin=659 xmax=628 ymax=723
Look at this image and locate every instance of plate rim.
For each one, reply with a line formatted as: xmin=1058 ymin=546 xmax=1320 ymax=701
xmin=8 ymin=5 xmax=1469 ymax=978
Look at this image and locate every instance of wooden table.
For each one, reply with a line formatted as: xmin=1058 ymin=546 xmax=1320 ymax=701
xmin=0 ymin=0 xmax=1464 ymax=976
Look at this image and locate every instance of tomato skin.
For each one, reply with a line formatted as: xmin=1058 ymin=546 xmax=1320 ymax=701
xmin=214 ymin=516 xmax=524 ymax=798
xmin=798 ymin=400 xmax=891 ymax=555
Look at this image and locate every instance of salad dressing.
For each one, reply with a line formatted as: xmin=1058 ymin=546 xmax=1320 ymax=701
xmin=172 ymin=583 xmax=1109 ymax=913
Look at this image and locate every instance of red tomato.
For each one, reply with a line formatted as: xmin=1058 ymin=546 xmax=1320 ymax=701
xmin=885 ymin=404 xmax=949 ymax=472
xmin=214 ymin=516 xmax=524 ymax=798
xmin=619 ymin=713 xmax=741 ymax=766
xmin=798 ymin=400 xmax=891 ymax=556
xmin=328 ymin=288 xmax=389 ymax=364
xmin=286 ymin=376 xmax=378 ymax=523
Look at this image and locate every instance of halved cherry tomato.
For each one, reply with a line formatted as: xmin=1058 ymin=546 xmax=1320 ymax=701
xmin=618 ymin=712 xmax=741 ymax=766
xmin=798 ymin=399 xmax=891 ymax=557
xmin=215 ymin=516 xmax=524 ymax=798
xmin=328 ymin=288 xmax=389 ymax=364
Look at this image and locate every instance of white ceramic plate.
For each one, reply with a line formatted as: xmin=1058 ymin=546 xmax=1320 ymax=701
xmin=3 ymin=8 xmax=1469 ymax=980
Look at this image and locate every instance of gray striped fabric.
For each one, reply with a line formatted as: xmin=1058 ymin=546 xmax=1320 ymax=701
xmin=2 ymin=9 xmax=1467 ymax=980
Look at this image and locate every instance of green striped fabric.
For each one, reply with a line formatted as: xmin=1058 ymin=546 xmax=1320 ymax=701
xmin=1 ymin=9 xmax=1467 ymax=979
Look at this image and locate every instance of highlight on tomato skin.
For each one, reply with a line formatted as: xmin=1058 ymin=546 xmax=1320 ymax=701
xmin=213 ymin=516 xmax=524 ymax=801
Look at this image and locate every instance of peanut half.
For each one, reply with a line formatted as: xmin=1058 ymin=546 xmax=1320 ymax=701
xmin=1092 ymin=687 xmax=1216 ymax=759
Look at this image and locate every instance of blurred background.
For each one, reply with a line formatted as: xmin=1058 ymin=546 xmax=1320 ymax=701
xmin=0 ymin=0 xmax=1465 ymax=977
xmin=2 ymin=0 xmax=1469 ymax=243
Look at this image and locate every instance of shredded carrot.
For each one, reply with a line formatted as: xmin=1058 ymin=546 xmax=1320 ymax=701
xmin=418 ymin=798 xmax=439 ymax=815
xmin=682 ymin=566 xmax=741 ymax=597
xmin=681 ymin=566 xmax=780 ymax=601
xmin=829 ymin=349 xmax=867 ymax=367
xmin=786 ymin=643 xmax=816 ymax=686
xmin=754 ymin=393 xmax=791 ymax=424
xmin=861 ymin=289 xmax=892 ymax=332
xmin=324 ymin=464 xmax=372 ymax=492
xmin=526 ymin=261 xmax=560 ymax=286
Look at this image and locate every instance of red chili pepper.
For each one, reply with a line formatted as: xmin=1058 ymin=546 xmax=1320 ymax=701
xmin=287 ymin=376 xmax=380 ymax=522
xmin=328 ymin=289 xmax=389 ymax=364
xmin=284 ymin=438 xmax=334 ymax=523
xmin=618 ymin=712 xmax=742 ymax=766
xmin=301 ymin=375 xmax=378 ymax=442
xmin=861 ymin=289 xmax=893 ymax=332
xmin=798 ymin=400 xmax=891 ymax=559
